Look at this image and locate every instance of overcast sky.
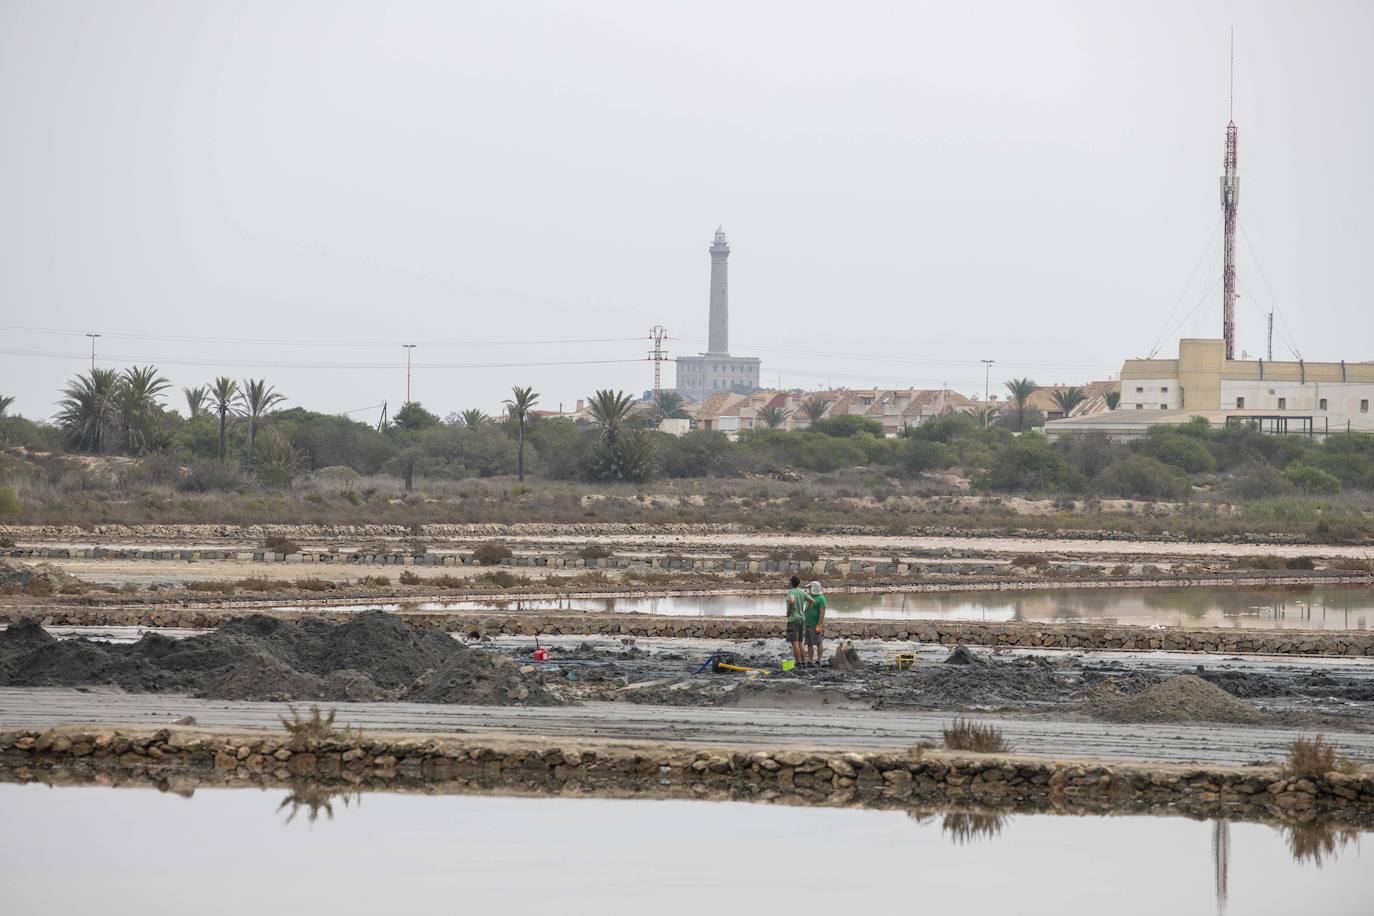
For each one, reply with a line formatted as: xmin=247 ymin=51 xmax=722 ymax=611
xmin=2 ymin=0 xmax=1371 ymax=421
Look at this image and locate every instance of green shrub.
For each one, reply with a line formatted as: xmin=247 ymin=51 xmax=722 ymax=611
xmin=810 ymin=414 xmax=884 ymax=438
xmin=1138 ymin=432 xmax=1217 ymax=473
xmin=0 ymin=484 xmax=19 ymax=516
xmin=660 ymin=430 xmax=739 ymax=478
xmin=1283 ymin=463 xmax=1341 ymax=494
xmin=902 ymin=439 xmax=953 ymax=474
xmin=1094 ymin=455 xmax=1191 ymax=500
xmin=976 ymin=435 xmax=1084 ymax=493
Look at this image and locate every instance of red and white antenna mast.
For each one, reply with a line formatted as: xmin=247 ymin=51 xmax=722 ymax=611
xmin=1220 ymin=29 xmax=1239 ymax=360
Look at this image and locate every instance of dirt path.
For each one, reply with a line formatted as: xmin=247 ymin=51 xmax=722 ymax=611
xmin=5 ymin=687 xmax=1372 ymax=768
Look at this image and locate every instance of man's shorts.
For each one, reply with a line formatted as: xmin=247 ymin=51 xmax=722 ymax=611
xmin=786 ymin=620 xmax=804 ymax=643
xmin=803 ymin=625 xmax=823 ymax=648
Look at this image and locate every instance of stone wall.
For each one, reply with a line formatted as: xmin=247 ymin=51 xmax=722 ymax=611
xmin=8 ymin=605 xmax=1374 ymax=657
xmin=4 ymin=727 xmax=1372 ymax=827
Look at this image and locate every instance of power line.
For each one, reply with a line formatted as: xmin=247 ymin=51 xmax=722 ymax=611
xmin=0 ymin=325 xmax=646 ymax=349
xmin=0 ymin=346 xmax=647 ymax=371
xmin=671 ymin=338 xmax=1115 ymax=372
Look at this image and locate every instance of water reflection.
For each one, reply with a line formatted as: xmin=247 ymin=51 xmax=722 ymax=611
xmin=277 ymin=783 xmax=363 ymax=825
xmin=403 ymin=584 xmax=1374 ymax=631
xmin=1283 ymin=820 xmax=1362 ymax=867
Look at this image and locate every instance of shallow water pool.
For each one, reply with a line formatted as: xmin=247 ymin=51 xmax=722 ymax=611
xmin=0 ymin=783 xmax=1368 ymax=915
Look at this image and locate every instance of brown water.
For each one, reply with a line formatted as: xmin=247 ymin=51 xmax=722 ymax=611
xmin=351 ymin=584 xmax=1374 ymax=630
xmin=0 ymin=784 xmax=1368 ymax=914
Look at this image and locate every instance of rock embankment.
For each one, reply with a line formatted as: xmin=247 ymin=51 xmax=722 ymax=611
xmin=4 ymin=727 xmax=1373 ymax=827
xmin=9 ymin=605 xmax=1374 ymax=658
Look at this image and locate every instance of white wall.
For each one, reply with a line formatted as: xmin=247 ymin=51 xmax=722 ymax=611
xmin=1121 ymin=377 xmax=1179 ymax=411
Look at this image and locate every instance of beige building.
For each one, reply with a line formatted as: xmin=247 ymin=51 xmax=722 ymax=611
xmin=1047 ymin=338 xmax=1374 ymax=438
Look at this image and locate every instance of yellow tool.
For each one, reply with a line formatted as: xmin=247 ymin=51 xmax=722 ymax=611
xmin=716 ymin=662 xmax=771 ymax=676
xmin=887 ymin=652 xmax=919 ymax=671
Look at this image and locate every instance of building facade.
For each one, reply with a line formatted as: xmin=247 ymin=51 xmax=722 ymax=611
xmin=675 ymin=228 xmax=761 ymax=402
xmin=1048 ymin=338 xmax=1374 ymax=438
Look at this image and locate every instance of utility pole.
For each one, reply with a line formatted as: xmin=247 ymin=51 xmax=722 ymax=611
xmin=1267 ymin=311 xmax=1274 ymax=361
xmin=402 ymin=344 xmax=416 ymax=404
xmin=647 ymin=326 xmax=668 ymax=395
xmin=981 ymin=359 xmax=995 ymax=428
xmin=85 ymin=333 xmax=100 ymax=370
xmin=1220 ymin=29 xmax=1239 ymax=360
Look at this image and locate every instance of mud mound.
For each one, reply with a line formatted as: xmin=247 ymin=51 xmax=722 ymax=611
xmin=0 ymin=611 xmax=558 ymax=706
xmin=0 ymin=560 xmax=83 ymax=593
xmin=406 ymin=650 xmax=559 ymax=706
xmin=943 ymin=646 xmax=985 ymax=666
xmin=1084 ymin=674 xmax=1265 ymax=724
xmin=201 ymin=650 xmax=325 ymax=701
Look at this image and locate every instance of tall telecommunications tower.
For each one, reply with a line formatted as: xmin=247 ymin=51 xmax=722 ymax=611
xmin=1220 ymin=33 xmax=1239 ymax=360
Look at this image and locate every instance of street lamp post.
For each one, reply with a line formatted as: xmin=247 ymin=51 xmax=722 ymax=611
xmin=981 ymin=359 xmax=994 ymax=428
xmin=402 ymin=344 xmax=416 ymax=404
xmin=85 ymin=333 xmax=101 ymax=370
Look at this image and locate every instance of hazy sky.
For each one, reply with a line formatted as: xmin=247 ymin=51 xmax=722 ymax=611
xmin=2 ymin=1 xmax=1371 ymax=421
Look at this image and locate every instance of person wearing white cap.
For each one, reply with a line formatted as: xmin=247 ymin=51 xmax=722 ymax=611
xmin=803 ymin=580 xmax=828 ymax=666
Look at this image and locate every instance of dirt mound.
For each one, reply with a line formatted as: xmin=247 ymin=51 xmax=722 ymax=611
xmin=405 ymin=650 xmax=559 ymax=706
xmin=0 ymin=560 xmax=84 ymax=594
xmin=943 ymin=646 xmax=985 ymax=666
xmin=1083 ymin=674 xmax=1265 ymax=724
xmin=0 ymin=611 xmax=559 ymax=706
xmin=724 ymin=681 xmax=868 ymax=710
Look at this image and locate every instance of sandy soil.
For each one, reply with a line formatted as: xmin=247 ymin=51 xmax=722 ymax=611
xmin=4 ymin=687 xmax=1372 ymax=768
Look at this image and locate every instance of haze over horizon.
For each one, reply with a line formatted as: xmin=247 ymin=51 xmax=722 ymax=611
xmin=2 ymin=0 xmax=1371 ymax=422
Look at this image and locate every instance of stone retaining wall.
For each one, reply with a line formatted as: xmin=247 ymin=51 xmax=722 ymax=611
xmin=7 ymin=605 xmax=1374 ymax=657
xmin=4 ymin=727 xmax=1372 ymax=827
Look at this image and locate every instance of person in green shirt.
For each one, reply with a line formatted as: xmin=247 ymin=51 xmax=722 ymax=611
xmin=804 ymin=580 xmax=828 ymax=666
xmin=784 ymin=575 xmax=810 ymax=668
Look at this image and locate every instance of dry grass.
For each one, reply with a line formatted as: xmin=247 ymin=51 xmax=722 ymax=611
xmin=1283 ymin=735 xmax=1360 ymax=779
xmin=263 ymin=535 xmax=301 ymax=555
xmin=942 ymin=718 xmax=1012 ymax=753
xmin=279 ymin=705 xmax=361 ymax=750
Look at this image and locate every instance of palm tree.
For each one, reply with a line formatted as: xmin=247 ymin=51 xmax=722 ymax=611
xmin=56 ymin=369 xmax=121 ymax=453
xmin=115 ymin=366 xmax=170 ymax=454
xmin=1105 ymin=390 xmax=1121 ymax=411
xmin=0 ymin=395 xmax=14 ymax=417
xmin=237 ymin=378 xmax=286 ymax=459
xmin=800 ymin=396 xmax=830 ymax=422
xmin=504 ymin=385 xmax=539 ymax=482
xmin=1004 ymin=378 xmax=1038 ymax=432
xmin=587 ymin=389 xmax=635 ymax=444
xmin=460 ymin=409 xmax=488 ymax=428
xmin=183 ymin=385 xmax=209 ymax=418
xmin=210 ymin=377 xmax=239 ymax=462
xmin=652 ymin=390 xmax=688 ymax=424
xmin=1050 ymin=387 xmax=1086 ymax=418
xmin=757 ymin=405 xmax=790 ymax=429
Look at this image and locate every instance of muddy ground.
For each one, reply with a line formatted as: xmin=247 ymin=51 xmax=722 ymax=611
xmin=5 ymin=613 xmax=1374 ymax=735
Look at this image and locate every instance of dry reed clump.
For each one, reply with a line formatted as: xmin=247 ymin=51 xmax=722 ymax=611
xmin=577 ymin=544 xmax=611 ymax=560
xmin=474 ymin=570 xmax=517 ymax=588
xmin=263 ymin=535 xmax=301 ymax=555
xmin=1283 ymin=735 xmax=1360 ymax=779
xmin=472 ymin=541 xmax=513 ymax=565
xmin=355 ymin=575 xmax=391 ymax=587
xmin=278 ymin=705 xmax=362 ymax=750
xmin=398 ymin=569 xmax=423 ymax=585
xmin=942 ymin=718 xmax=1011 ymax=753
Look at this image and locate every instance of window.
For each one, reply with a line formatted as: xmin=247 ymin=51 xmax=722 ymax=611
xmin=1363 ymin=399 xmax=1370 ymax=413
xmin=1135 ymin=404 xmax=1143 ymax=410
xmin=1160 ymin=404 xmax=1168 ymax=410
xmin=1161 ymin=387 xmax=1169 ymax=393
xmin=1135 ymin=387 xmax=1144 ymax=393
xmin=1319 ymin=398 xmax=1328 ymax=411
xmin=1236 ymin=397 xmax=1245 ymax=409
xmin=1278 ymin=398 xmax=1287 ymax=409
